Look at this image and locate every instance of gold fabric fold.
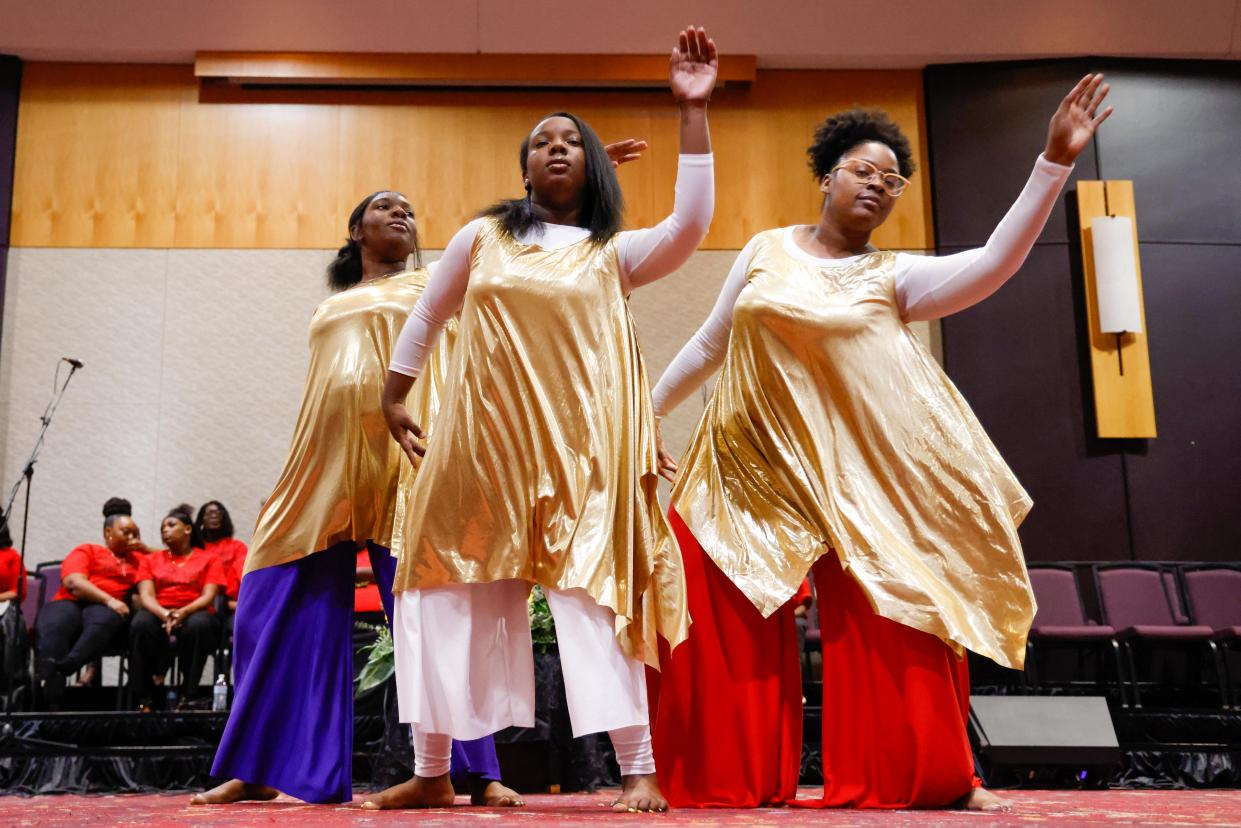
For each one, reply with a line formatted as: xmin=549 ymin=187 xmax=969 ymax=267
xmin=246 ymin=269 xmax=454 ymax=574
xmin=671 ymin=232 xmax=1036 ymax=669
xmin=392 ymin=220 xmax=689 ymax=668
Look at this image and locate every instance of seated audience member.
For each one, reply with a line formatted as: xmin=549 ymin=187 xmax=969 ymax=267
xmin=0 ymin=519 xmax=24 ymax=603
xmin=131 ymin=505 xmax=226 ymax=710
xmin=195 ymin=501 xmax=247 ymax=612
xmin=34 ymin=497 xmax=146 ymax=708
xmin=0 ymin=519 xmax=29 ymax=684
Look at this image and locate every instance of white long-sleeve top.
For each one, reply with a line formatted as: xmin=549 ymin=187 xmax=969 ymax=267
xmin=390 ymin=153 xmax=714 ymax=377
xmin=651 ymin=153 xmax=1072 ymax=417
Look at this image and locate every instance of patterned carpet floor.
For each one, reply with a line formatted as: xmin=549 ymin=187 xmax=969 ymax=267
xmin=1 ymin=789 xmax=1240 ymax=827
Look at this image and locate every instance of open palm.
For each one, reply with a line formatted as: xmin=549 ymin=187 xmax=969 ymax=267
xmin=669 ymin=27 xmax=718 ymax=103
xmin=1045 ymin=73 xmax=1113 ymax=165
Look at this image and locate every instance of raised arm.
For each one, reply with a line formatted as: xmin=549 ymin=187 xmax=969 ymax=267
xmin=896 ymin=156 xmax=1071 ymax=321
xmin=389 ymin=218 xmax=482 ymax=377
xmin=650 ymin=237 xmax=758 ymax=417
xmin=618 ymin=26 xmax=717 ymax=291
xmin=898 ymin=72 xmax=1112 ymax=322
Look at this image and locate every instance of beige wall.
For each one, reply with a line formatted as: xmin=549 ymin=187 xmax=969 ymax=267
xmin=0 ymin=247 xmax=936 ymax=565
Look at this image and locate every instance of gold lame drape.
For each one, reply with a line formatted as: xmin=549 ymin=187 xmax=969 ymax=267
xmin=246 ymin=269 xmax=453 ymax=573
xmin=392 ymin=220 xmax=689 ymax=668
xmin=672 ymin=232 xmax=1036 ymax=669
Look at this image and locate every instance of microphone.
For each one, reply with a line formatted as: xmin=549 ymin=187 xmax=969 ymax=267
xmin=62 ymin=358 xmax=84 ymax=369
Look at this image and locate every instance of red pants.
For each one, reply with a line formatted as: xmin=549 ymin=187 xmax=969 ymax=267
xmin=651 ymin=509 xmax=803 ymax=807
xmin=798 ymin=552 xmax=979 ymax=808
xmin=652 ymin=509 xmax=978 ymax=809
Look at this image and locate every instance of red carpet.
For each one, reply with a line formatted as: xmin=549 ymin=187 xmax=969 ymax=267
xmin=1 ymin=789 xmax=1239 ymax=826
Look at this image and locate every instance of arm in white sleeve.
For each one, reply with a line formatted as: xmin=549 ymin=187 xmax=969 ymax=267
xmin=618 ymin=153 xmax=714 ymax=292
xmin=896 ymin=154 xmax=1073 ymax=322
xmin=650 ymin=237 xmax=758 ymax=417
xmin=389 ymin=218 xmax=483 ymax=377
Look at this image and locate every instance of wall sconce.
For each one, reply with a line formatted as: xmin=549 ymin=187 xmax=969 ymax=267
xmin=1090 ymin=216 xmax=1143 ymax=337
xmin=1075 ymin=181 xmax=1157 ymax=439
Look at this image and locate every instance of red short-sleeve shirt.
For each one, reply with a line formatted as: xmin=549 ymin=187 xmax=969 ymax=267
xmin=54 ymin=543 xmax=144 ymax=602
xmin=137 ymin=548 xmax=227 ymax=610
xmin=0 ymin=547 xmax=26 ymax=600
xmin=793 ymin=577 xmax=813 ymax=609
xmin=354 ymin=549 xmax=382 ymax=614
xmin=204 ymin=538 xmax=248 ymax=600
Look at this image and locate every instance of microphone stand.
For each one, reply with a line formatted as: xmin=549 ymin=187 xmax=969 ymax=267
xmin=1 ymin=360 xmax=81 ymax=750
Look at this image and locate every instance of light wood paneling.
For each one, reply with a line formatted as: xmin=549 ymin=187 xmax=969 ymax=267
xmin=11 ymin=64 xmax=190 ymax=248
xmin=12 ymin=63 xmax=931 ymax=250
xmin=1076 ymin=180 xmax=1158 ymax=439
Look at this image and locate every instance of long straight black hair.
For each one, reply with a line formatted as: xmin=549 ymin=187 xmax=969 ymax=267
xmin=326 ymin=191 xmax=422 ymax=291
xmin=481 ymin=112 xmax=624 ymax=244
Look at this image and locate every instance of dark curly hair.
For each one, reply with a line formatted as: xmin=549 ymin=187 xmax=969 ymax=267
xmin=806 ymin=109 xmax=916 ymax=181
xmin=102 ymin=496 xmax=132 ymax=530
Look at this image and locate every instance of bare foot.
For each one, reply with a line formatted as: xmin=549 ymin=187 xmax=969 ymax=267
xmin=361 ymin=774 xmax=455 ymax=810
xmin=189 ymin=778 xmax=278 ymax=805
xmin=958 ymin=786 xmax=1012 ymax=812
xmin=471 ymin=779 xmax=524 ymax=807
xmin=611 ymin=773 xmax=668 ymax=813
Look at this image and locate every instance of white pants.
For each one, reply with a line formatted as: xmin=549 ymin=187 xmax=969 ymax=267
xmin=393 ymin=579 xmax=654 ymax=777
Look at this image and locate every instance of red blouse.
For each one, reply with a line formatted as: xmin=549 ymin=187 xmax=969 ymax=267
xmin=354 ymin=549 xmax=382 ymax=614
xmin=53 ymin=543 xmax=144 ymax=602
xmin=204 ymin=538 xmax=248 ymax=600
xmin=137 ymin=548 xmax=226 ymax=609
xmin=0 ymin=547 xmax=26 ymax=600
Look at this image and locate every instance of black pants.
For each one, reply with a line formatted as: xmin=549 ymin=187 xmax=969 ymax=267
xmin=34 ymin=599 xmax=128 ymax=678
xmin=129 ymin=608 xmax=221 ymax=704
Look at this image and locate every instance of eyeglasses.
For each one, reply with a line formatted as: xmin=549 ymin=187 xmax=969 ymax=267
xmin=828 ymin=158 xmax=910 ymax=197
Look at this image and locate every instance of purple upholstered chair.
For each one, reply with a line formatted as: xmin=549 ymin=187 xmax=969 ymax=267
xmin=1181 ymin=565 xmax=1241 ymax=707
xmin=1027 ymin=564 xmax=1126 ymax=699
xmin=34 ymin=562 xmax=61 ymax=609
xmin=19 ymin=572 xmax=44 ymax=634
xmin=1095 ymin=564 xmax=1226 ymax=708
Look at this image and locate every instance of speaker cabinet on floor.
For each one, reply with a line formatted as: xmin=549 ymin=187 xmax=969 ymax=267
xmin=968 ymin=696 xmax=1122 ymax=785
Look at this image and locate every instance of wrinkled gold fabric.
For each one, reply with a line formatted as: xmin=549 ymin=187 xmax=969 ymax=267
xmin=671 ymin=232 xmax=1036 ymax=669
xmin=392 ymin=219 xmax=689 ymax=668
xmin=246 ymin=269 xmax=454 ymax=574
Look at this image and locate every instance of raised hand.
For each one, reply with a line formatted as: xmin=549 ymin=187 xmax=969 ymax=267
xmin=605 ymin=138 xmax=649 ymax=168
xmin=669 ymin=26 xmax=718 ymax=104
xmin=1044 ymin=73 xmax=1113 ymax=166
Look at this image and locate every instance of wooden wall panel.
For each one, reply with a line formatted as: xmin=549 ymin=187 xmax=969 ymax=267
xmin=12 ymin=64 xmax=188 ymax=248
xmin=12 ymin=63 xmax=932 ymax=250
xmin=174 ymin=102 xmax=341 ymax=247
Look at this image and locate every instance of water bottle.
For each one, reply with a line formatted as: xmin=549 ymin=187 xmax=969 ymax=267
xmin=212 ymin=674 xmax=229 ymax=712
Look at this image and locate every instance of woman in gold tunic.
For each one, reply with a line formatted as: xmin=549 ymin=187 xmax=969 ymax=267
xmin=195 ymin=190 xmax=521 ymax=807
xmin=649 ymin=76 xmax=1113 ymax=810
xmin=370 ymin=27 xmax=717 ymax=814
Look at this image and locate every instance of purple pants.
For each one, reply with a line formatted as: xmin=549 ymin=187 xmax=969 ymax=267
xmin=211 ymin=542 xmax=501 ymax=803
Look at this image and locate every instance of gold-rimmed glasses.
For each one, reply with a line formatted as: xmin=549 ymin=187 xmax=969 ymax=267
xmin=828 ymin=158 xmax=910 ymax=197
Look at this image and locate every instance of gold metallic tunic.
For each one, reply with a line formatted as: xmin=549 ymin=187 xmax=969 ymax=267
xmin=392 ymin=220 xmax=689 ymax=668
xmin=246 ymin=269 xmax=453 ymax=574
xmin=671 ymin=232 xmax=1035 ymax=669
